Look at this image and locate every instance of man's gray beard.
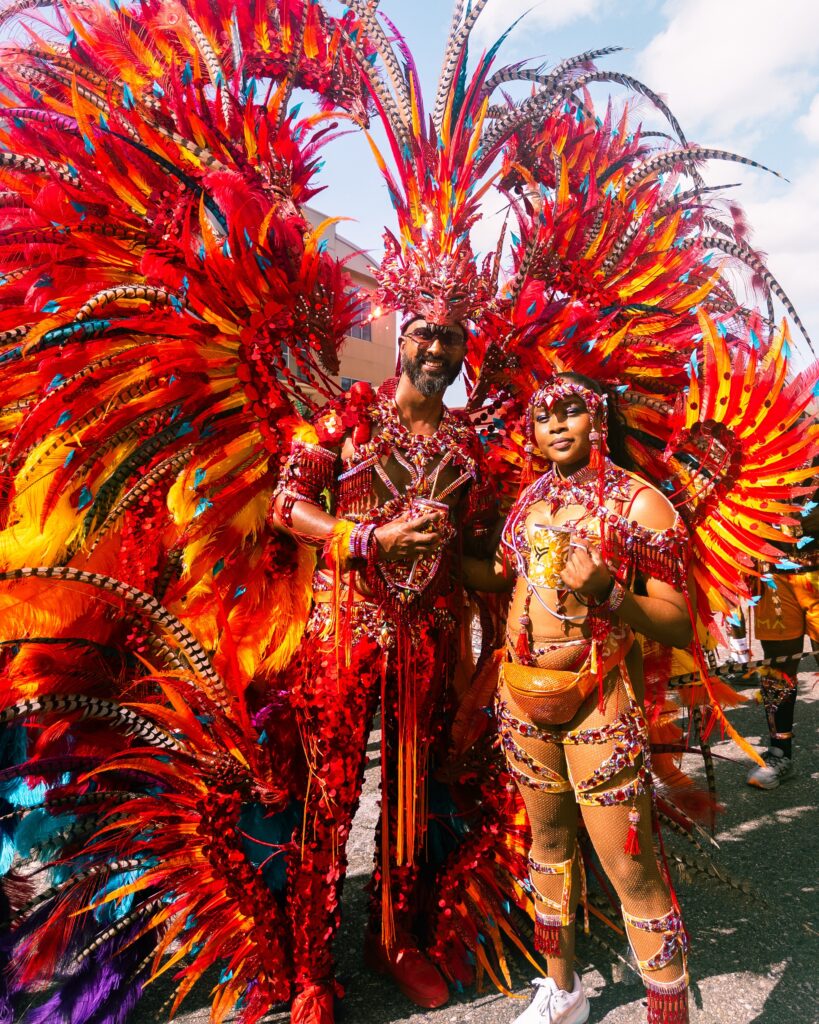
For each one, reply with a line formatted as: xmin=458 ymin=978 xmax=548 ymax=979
xmin=401 ymin=350 xmax=462 ymax=397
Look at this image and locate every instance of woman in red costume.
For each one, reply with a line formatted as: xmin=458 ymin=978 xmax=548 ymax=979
xmin=466 ymin=372 xmax=692 ymax=1024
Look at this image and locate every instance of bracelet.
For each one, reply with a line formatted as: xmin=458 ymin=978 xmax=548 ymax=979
xmin=588 ymin=577 xmax=626 ymax=613
xmin=348 ymin=522 xmax=377 ymax=561
xmin=607 ymin=580 xmax=627 ymax=613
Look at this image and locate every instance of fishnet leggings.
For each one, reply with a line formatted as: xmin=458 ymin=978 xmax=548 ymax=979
xmin=500 ymin=671 xmax=686 ymax=994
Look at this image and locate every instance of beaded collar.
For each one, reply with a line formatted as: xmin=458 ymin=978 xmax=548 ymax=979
xmin=344 ymin=388 xmax=479 ymax=481
xmin=520 ymin=461 xmax=631 ymax=517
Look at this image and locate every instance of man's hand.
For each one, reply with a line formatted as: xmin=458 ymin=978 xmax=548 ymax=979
xmin=373 ymin=512 xmax=445 ymax=562
xmin=560 ymin=541 xmax=612 ymax=600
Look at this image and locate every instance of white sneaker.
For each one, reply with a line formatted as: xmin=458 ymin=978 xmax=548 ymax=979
xmin=512 ymin=973 xmax=590 ymax=1023
xmin=746 ymin=747 xmax=794 ymax=790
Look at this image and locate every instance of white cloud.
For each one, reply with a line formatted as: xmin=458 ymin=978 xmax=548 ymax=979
xmin=635 ymin=0 xmax=819 ymax=142
xmin=474 ymin=0 xmax=611 ymax=44
xmin=797 ymin=93 xmax=819 ymax=145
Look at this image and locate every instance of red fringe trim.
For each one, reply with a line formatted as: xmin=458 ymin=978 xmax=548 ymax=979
xmin=534 ymin=918 xmax=561 ymax=956
xmin=646 ymin=983 xmax=688 ymax=1024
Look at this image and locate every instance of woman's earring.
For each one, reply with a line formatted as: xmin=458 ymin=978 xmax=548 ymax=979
xmin=589 ymin=430 xmax=600 ymax=443
xmin=520 ymin=442 xmax=536 ymax=490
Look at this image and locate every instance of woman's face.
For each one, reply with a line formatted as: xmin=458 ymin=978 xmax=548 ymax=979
xmin=533 ymin=394 xmax=595 ymax=472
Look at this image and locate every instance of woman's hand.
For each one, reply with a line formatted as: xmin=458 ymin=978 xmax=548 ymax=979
xmin=560 ymin=541 xmax=612 ymax=600
xmin=373 ymin=511 xmax=445 ymax=562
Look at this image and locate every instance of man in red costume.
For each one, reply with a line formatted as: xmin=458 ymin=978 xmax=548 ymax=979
xmin=272 ymin=315 xmax=497 ymax=1024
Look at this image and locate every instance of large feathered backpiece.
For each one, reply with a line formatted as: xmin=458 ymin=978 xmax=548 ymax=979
xmin=0 ymin=1 xmax=376 ymax=1020
xmin=0 ymin=0 xmax=817 ymax=1020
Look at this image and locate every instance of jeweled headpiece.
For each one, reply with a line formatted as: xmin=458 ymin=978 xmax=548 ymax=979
xmin=528 ymin=380 xmax=607 ymax=421
xmin=341 ymin=4 xmax=520 ymax=326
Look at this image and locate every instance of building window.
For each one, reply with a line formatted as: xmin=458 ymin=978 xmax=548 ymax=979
xmin=341 ymin=376 xmax=363 ymax=391
xmin=280 ymin=344 xmax=306 ymax=380
xmin=347 ymin=290 xmax=372 ymax=341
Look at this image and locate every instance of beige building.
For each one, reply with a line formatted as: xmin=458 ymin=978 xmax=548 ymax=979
xmin=304 ymin=209 xmax=396 ymax=397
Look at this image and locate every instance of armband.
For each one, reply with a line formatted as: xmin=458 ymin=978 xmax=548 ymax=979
xmin=273 ymin=440 xmax=337 ymax=525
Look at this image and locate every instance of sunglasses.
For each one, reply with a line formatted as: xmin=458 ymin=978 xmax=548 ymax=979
xmin=402 ymin=324 xmax=466 ymax=349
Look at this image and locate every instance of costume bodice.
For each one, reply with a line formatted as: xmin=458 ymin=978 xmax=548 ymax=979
xmin=502 ymin=461 xmax=688 ymax=591
xmin=336 ymin=394 xmax=480 ymax=522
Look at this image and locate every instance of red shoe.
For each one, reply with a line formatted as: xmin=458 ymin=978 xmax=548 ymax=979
xmin=364 ymin=933 xmax=449 ymax=1009
xmin=291 ymin=981 xmax=335 ymax=1024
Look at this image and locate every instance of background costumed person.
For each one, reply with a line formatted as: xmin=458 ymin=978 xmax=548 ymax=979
xmin=270 ymin=314 xmax=497 ymax=1021
xmin=464 ymin=374 xmax=695 ymax=1024
xmin=745 ymin=481 xmax=819 ymax=789
xmin=0 ymin=1 xmax=817 ymax=1023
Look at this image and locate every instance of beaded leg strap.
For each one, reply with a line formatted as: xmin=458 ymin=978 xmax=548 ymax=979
xmin=622 ymin=908 xmax=689 ymax=1024
xmin=621 ymin=906 xmax=688 ymax=972
xmin=528 ymin=854 xmax=575 ymax=956
xmin=500 ymin=732 xmax=574 ymax=794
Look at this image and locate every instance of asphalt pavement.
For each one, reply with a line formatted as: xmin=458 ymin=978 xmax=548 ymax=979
xmin=140 ymin=645 xmax=819 ymax=1024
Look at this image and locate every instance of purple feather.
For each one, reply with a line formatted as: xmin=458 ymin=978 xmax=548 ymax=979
xmin=0 ymin=883 xmax=15 ymax=1024
xmin=19 ymin=922 xmax=155 ymax=1024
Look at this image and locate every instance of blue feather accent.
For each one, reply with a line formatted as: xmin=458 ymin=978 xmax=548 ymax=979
xmin=93 ymin=867 xmax=143 ymax=924
xmin=0 ymin=833 xmax=14 ymax=875
xmin=15 ymin=808 xmax=74 ymax=858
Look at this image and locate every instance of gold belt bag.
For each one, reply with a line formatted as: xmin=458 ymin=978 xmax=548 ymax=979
xmin=500 ymin=660 xmax=590 ymax=725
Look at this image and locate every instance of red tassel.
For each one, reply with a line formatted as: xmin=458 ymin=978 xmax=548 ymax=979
xmin=646 ymin=980 xmax=688 ymax=1024
xmin=624 ymin=807 xmax=641 ymax=856
xmin=534 ymin=916 xmax=561 ymax=956
xmin=515 ymin=615 xmax=532 ymax=662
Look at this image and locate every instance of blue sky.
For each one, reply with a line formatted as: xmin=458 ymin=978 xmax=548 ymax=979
xmin=315 ymin=0 xmax=819 ymax=369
